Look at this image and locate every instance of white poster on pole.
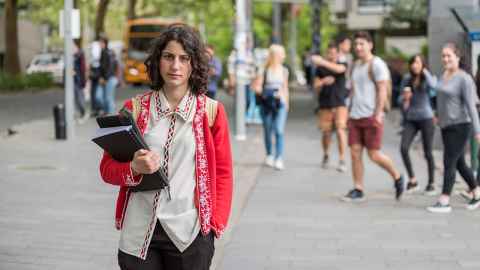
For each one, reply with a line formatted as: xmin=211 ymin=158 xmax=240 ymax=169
xmin=59 ymin=9 xmax=80 ymax=38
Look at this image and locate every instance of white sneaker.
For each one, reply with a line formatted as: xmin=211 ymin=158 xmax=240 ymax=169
xmin=264 ymin=155 xmax=275 ymax=167
xmin=336 ymin=160 xmax=347 ymax=172
xmin=466 ymin=197 xmax=480 ymax=210
xmin=274 ymin=159 xmax=284 ymax=170
xmin=426 ymin=202 xmax=452 ymax=213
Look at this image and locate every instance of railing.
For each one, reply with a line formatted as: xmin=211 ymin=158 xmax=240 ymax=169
xmin=358 ymin=0 xmax=390 ymax=7
xmin=357 ymin=0 xmax=394 ymax=14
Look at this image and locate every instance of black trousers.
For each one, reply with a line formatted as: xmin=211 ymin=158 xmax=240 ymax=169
xmin=441 ymin=123 xmax=478 ymax=195
xmin=400 ymin=119 xmax=435 ymax=185
xmin=118 ymin=223 xmax=215 ymax=270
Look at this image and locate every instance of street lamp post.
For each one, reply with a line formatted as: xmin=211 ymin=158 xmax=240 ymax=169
xmin=272 ymin=2 xmax=282 ymax=44
xmin=234 ymin=0 xmax=248 ymax=140
xmin=311 ymin=0 xmax=321 ymax=54
xmin=64 ymin=0 xmax=75 ymax=139
xmin=309 ymin=0 xmax=322 ymax=90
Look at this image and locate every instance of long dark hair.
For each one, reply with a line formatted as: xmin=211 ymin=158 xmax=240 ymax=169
xmin=144 ymin=24 xmax=209 ymax=94
xmin=408 ymin=54 xmax=426 ymax=90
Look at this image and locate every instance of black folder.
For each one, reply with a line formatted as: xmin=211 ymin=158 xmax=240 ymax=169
xmin=92 ymin=111 xmax=169 ymax=192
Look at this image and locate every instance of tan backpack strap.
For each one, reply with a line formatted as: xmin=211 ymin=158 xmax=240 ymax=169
xmin=205 ymin=97 xmax=218 ymax=128
xmin=131 ymin=96 xmax=140 ymax=120
xmin=368 ymin=59 xmax=375 ymax=82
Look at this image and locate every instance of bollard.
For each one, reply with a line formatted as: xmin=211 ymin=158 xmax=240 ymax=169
xmin=53 ymin=104 xmax=66 ymax=140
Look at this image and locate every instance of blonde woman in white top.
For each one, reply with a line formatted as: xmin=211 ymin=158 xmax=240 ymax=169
xmin=252 ymin=44 xmax=289 ymax=170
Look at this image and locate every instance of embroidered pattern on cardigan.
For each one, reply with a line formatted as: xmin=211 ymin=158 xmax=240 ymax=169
xmin=194 ymin=94 xmax=212 ymax=234
xmin=123 ymin=171 xmax=137 ymax=186
xmin=138 ymin=93 xmax=151 ymax=134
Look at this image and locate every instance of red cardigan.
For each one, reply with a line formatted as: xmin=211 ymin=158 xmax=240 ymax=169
xmin=99 ymin=92 xmax=233 ymax=237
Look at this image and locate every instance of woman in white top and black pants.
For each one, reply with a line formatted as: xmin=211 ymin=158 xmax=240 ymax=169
xmin=252 ymin=44 xmax=290 ymax=170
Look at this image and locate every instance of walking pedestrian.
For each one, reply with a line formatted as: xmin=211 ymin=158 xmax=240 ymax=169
xmin=426 ymin=43 xmax=480 ymax=213
xmin=89 ymin=40 xmax=102 ymax=116
xmin=99 ymin=24 xmax=233 ymax=269
xmin=205 ymin=44 xmax=222 ymax=99
xmin=399 ymin=55 xmax=437 ymax=195
xmin=252 ymin=44 xmax=289 ymax=170
xmin=73 ymin=40 xmax=88 ymax=122
xmin=342 ymin=31 xmax=405 ymax=202
xmin=97 ymin=35 xmax=119 ymax=115
xmin=227 ymin=39 xmax=261 ymax=124
xmin=311 ymin=42 xmax=349 ymax=172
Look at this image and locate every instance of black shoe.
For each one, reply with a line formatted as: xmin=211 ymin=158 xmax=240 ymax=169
xmin=341 ymin=189 xmax=365 ymax=202
xmin=406 ymin=181 xmax=419 ymax=194
xmin=424 ymin=184 xmax=437 ymax=196
xmin=394 ymin=175 xmax=405 ymax=200
xmin=466 ymin=197 xmax=480 ymax=210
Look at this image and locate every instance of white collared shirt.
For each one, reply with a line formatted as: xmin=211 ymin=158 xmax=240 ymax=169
xmin=119 ymin=90 xmax=200 ymax=256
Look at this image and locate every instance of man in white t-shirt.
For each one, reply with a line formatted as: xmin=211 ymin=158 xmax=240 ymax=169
xmin=342 ymin=31 xmax=405 ymax=202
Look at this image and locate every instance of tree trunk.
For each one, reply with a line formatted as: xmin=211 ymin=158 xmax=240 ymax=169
xmin=4 ymin=0 xmax=21 ymax=75
xmin=94 ymin=0 xmax=110 ymax=40
xmin=127 ymin=0 xmax=137 ymax=20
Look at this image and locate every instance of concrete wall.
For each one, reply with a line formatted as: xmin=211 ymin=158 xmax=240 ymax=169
xmin=385 ymin=36 xmax=427 ymax=56
xmin=428 ymin=0 xmax=478 ymax=75
xmin=0 ymin=16 xmax=44 ymax=72
xmin=329 ymin=0 xmax=387 ymax=30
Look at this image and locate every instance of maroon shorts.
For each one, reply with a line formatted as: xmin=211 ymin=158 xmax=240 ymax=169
xmin=348 ymin=116 xmax=383 ymax=150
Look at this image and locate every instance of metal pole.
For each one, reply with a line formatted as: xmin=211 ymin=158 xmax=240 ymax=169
xmin=288 ymin=4 xmax=298 ymax=76
xmin=311 ymin=0 xmax=321 ymax=54
xmin=309 ymin=0 xmax=321 ymax=90
xmin=64 ymin=0 xmax=75 ymax=139
xmin=272 ymin=2 xmax=282 ymax=44
xmin=234 ymin=0 xmax=247 ymax=140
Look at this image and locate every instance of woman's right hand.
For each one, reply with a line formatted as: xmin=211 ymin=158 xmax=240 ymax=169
xmin=131 ymin=149 xmax=161 ymax=176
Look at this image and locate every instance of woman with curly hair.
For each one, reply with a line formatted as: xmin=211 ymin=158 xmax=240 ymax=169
xmin=99 ymin=24 xmax=233 ymax=269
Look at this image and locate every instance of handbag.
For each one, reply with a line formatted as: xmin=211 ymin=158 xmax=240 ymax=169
xmin=259 ymin=71 xmax=281 ymax=113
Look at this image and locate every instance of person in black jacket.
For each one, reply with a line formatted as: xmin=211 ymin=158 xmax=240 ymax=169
xmin=73 ymin=40 xmax=87 ymax=120
xmin=96 ymin=35 xmax=119 ymax=115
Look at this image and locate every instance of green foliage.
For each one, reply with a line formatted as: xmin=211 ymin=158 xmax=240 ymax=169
xmin=18 ymin=0 xmax=339 ymax=67
xmin=383 ymin=0 xmax=427 ymax=33
xmin=421 ymin=42 xmax=428 ymax=59
xmin=0 ymin=72 xmax=55 ymax=92
xmin=384 ymin=46 xmax=409 ymax=62
xmin=253 ymin=3 xmax=273 ymax=48
xmin=253 ymin=3 xmax=338 ymax=58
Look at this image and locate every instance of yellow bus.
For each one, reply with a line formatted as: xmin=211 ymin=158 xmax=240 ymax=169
xmin=123 ymin=18 xmax=181 ymax=84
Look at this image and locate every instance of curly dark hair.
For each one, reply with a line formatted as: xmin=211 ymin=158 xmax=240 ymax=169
xmin=144 ymin=24 xmax=209 ymax=94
